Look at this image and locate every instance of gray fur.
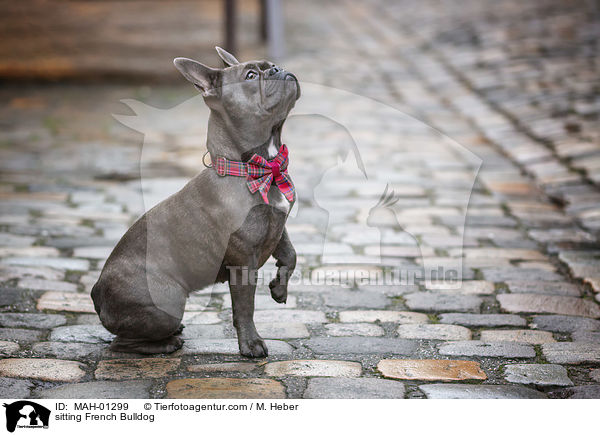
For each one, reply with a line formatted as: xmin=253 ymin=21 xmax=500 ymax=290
xmin=91 ymin=47 xmax=300 ymax=357
xmin=215 ymin=46 xmax=240 ymax=67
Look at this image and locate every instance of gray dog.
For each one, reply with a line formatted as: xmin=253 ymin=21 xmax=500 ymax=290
xmin=91 ymin=47 xmax=300 ymax=358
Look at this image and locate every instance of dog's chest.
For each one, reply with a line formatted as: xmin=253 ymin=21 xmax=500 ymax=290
xmin=267 ymin=140 xmax=291 ymax=214
xmin=269 ymin=188 xmax=291 ymax=214
xmin=248 ymin=201 xmax=289 ymax=266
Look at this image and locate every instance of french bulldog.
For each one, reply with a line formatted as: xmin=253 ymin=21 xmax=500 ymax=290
xmin=91 ymin=47 xmax=300 ymax=357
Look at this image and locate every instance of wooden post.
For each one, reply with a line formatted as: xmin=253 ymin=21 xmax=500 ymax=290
xmin=224 ymin=0 xmax=237 ymax=55
xmin=266 ymin=0 xmax=285 ymax=59
xmin=259 ymin=0 xmax=268 ymax=42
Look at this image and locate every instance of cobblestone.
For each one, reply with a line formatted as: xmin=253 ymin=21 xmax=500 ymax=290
xmin=180 ymin=324 xmax=226 ymax=339
xmin=166 ymin=378 xmax=286 ymax=399
xmin=305 ymin=338 xmax=418 ymax=355
xmin=420 ymin=384 xmax=546 ymax=399
xmin=378 ymin=359 xmax=486 ymax=381
xmin=49 ymin=325 xmax=114 ymax=344
xmin=0 ymin=377 xmax=33 ymax=398
xmin=439 ymin=313 xmax=526 ymax=327
xmin=0 ymin=289 xmax=26 ymax=307
xmin=404 ymin=293 xmax=482 ymax=313
xmin=426 ymin=280 xmax=495 ymax=295
xmin=1 ymin=265 xmax=64 ymax=282
xmin=481 ymin=268 xmax=562 ymax=282
xmin=0 ymin=359 xmax=86 ymax=382
xmin=559 ymin=251 xmax=600 ymax=280
xmin=95 ymin=358 xmax=180 ymax=380
xmin=555 ymin=386 xmax=600 ymax=399
xmin=222 ymin=294 xmax=298 ymax=310
xmin=498 ymin=294 xmax=600 ymax=318
xmin=182 ymin=339 xmax=293 ymax=356
xmin=324 ymin=323 xmax=385 ymax=337
xmin=338 ymin=311 xmax=428 ymax=324
xmin=505 ymin=281 xmax=581 ymax=297
xmin=1 ymin=257 xmax=89 ymax=271
xmin=181 ymin=311 xmax=222 ymax=325
xmin=503 ymin=364 xmax=573 ymax=387
xmin=17 ymin=278 xmax=78 ymax=292
xmin=72 ymin=247 xmax=113 ymax=260
xmin=253 ymin=310 xmax=327 ymax=324
xmin=456 ymin=248 xmax=547 ymax=261
xmin=0 ymin=328 xmax=44 ymax=343
xmin=572 ymin=331 xmax=600 ymax=343
xmin=31 ymin=342 xmax=105 ymax=359
xmin=542 ymin=342 xmax=600 ymax=364
xmin=264 ymin=360 xmax=362 ymax=378
xmin=256 ymin=322 xmax=310 ymax=339
xmin=438 ymin=341 xmax=536 ymax=358
xmin=396 ymin=324 xmax=472 ymax=340
xmin=187 ymin=363 xmax=257 ymax=373
xmin=0 ymin=341 xmax=20 ymax=356
xmin=322 ymin=290 xmax=389 ymax=309
xmin=479 ymin=330 xmax=555 ymax=344
xmin=304 ymin=377 xmax=405 ymax=399
xmin=0 ymin=247 xmax=59 ymax=258
xmin=37 ymin=291 xmax=95 ymax=313
xmin=0 ymin=313 xmax=67 ymax=329
xmin=34 ymin=380 xmax=153 ymax=399
xmin=530 ymin=315 xmax=600 ymax=333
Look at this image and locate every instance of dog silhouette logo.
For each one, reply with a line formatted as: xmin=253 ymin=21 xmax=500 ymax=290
xmin=3 ymin=401 xmax=50 ymax=432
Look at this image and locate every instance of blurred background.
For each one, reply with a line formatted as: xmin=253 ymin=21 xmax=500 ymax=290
xmin=0 ymin=0 xmax=599 ymax=229
xmin=1 ymin=0 xmax=598 ymax=226
xmin=0 ymin=0 xmax=273 ymax=83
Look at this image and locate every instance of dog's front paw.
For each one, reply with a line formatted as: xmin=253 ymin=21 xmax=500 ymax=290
xmin=269 ymin=279 xmax=288 ymax=304
xmin=239 ymin=336 xmax=269 ymax=358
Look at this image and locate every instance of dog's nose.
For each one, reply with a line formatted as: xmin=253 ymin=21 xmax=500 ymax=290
xmin=268 ymin=66 xmax=281 ymax=77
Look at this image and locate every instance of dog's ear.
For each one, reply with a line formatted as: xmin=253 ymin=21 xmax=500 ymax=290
xmin=173 ymin=58 xmax=221 ymax=97
xmin=215 ymin=46 xmax=240 ymax=67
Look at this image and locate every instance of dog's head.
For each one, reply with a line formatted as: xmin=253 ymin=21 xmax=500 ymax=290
xmin=174 ymin=47 xmax=300 ymax=150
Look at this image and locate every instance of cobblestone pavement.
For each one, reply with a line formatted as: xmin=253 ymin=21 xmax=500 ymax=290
xmin=1 ymin=0 xmax=599 ymax=399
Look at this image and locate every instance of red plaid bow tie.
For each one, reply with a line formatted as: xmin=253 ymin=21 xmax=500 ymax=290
xmin=214 ymin=144 xmax=295 ymax=205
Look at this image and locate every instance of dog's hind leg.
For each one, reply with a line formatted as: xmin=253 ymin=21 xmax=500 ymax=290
xmin=110 ymin=335 xmax=183 ymax=354
xmin=269 ymin=228 xmax=296 ymax=304
xmin=104 ymin=298 xmax=185 ymax=354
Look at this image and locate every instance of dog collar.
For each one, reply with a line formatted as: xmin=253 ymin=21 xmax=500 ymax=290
xmin=213 ymin=144 xmax=295 ymax=205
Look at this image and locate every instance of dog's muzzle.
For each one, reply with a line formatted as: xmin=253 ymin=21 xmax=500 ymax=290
xmin=266 ymin=67 xmax=300 ymax=99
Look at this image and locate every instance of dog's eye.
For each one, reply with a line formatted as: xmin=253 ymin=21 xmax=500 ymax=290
xmin=245 ymin=70 xmax=258 ymax=80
